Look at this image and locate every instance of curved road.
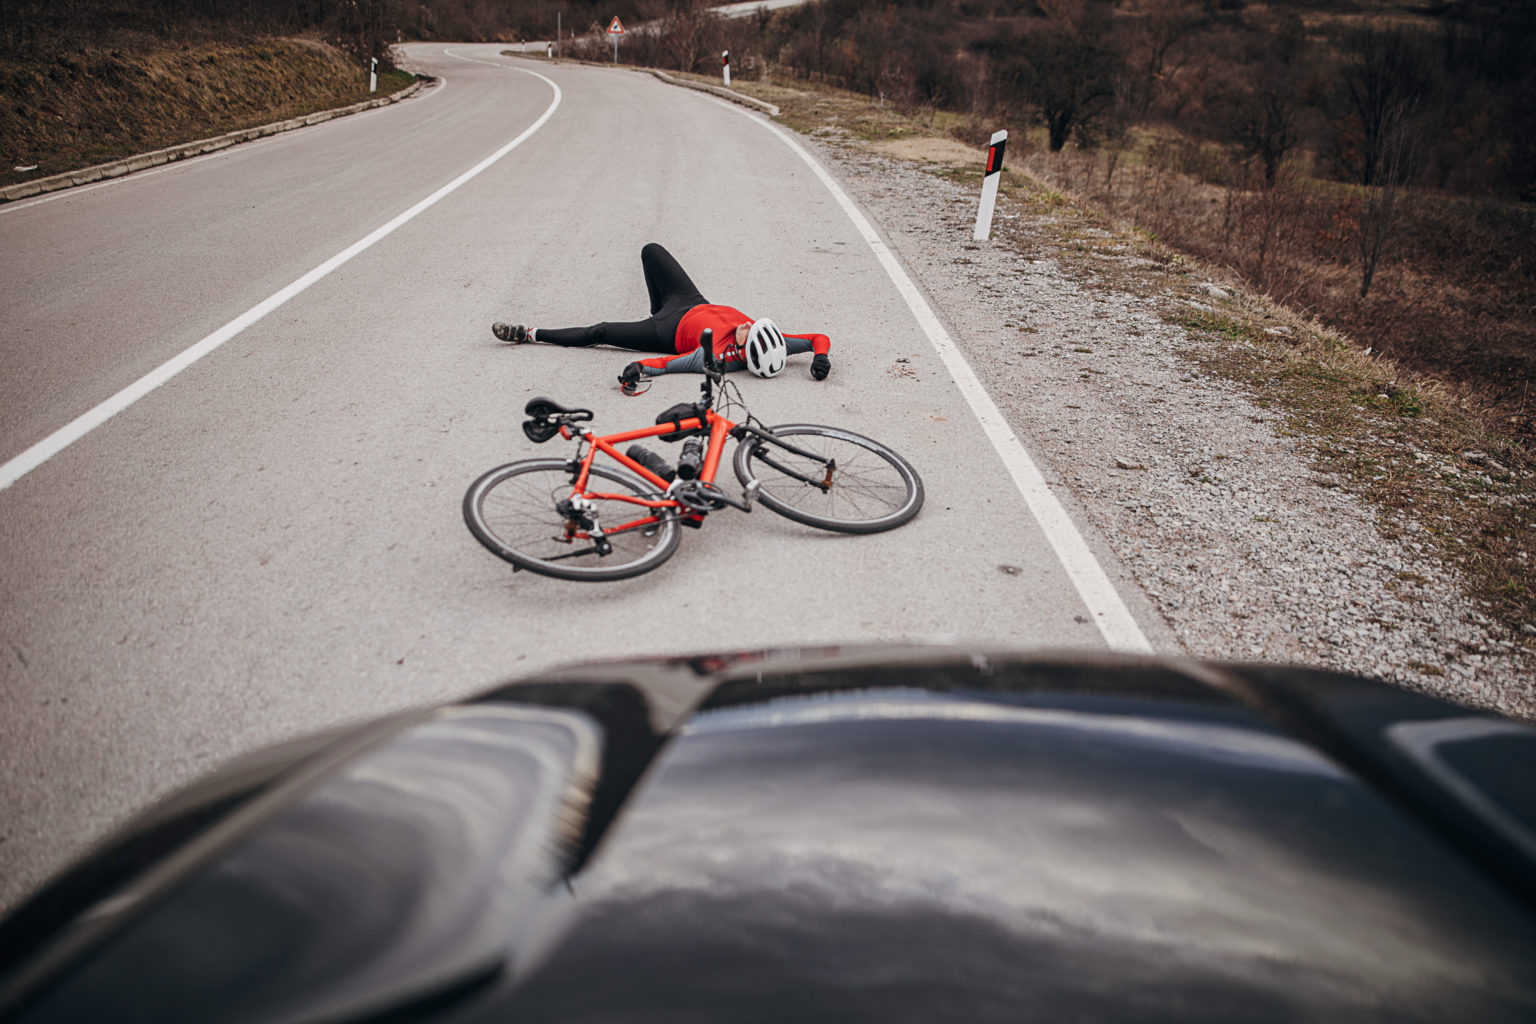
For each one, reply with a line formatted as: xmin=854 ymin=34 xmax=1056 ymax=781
xmin=0 ymin=45 xmax=1169 ymax=910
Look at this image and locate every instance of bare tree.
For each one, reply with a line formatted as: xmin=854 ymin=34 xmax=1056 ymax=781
xmin=999 ymin=0 xmax=1125 ymax=152
xmin=1357 ymin=101 xmax=1418 ymax=298
xmin=1121 ymin=0 xmax=1202 ymax=120
xmin=659 ymin=4 xmax=720 ymax=73
xmin=1224 ymin=79 xmax=1299 ymax=187
xmin=1337 ymin=26 xmax=1426 ymax=187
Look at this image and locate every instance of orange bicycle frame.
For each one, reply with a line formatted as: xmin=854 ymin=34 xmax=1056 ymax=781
xmin=555 ymin=407 xmax=738 ymax=535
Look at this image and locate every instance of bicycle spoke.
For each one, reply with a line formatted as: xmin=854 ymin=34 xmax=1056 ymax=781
xmin=734 ymin=425 xmax=923 ymax=534
xmin=465 ymin=460 xmax=681 ymax=581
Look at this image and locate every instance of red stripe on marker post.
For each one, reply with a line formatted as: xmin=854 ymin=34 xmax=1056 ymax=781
xmin=974 ymin=129 xmax=1008 ymax=241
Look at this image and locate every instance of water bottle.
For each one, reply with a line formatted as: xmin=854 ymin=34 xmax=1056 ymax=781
xmin=676 ymin=436 xmax=705 ymax=480
xmin=626 ymin=445 xmax=675 ymax=483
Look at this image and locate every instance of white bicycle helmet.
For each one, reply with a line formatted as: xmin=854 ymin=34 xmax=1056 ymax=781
xmin=743 ymin=318 xmax=788 ymax=378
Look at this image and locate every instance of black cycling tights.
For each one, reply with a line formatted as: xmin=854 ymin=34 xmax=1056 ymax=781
xmin=536 ymin=243 xmax=707 ymax=354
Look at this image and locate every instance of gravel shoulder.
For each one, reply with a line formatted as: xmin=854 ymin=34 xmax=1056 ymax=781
xmin=801 ymin=127 xmax=1535 ymax=721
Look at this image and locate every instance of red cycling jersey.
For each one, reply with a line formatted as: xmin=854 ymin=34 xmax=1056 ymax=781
xmin=632 ymin=303 xmax=832 ymax=376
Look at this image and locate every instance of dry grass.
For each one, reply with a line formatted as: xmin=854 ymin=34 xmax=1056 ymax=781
xmin=1020 ymin=144 xmax=1536 ymax=445
xmin=997 ymin=168 xmax=1536 ymax=641
xmin=0 ymin=37 xmax=414 ymax=189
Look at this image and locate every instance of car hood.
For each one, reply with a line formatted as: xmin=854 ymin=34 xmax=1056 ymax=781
xmin=3 ymin=647 xmax=1535 ymax=1022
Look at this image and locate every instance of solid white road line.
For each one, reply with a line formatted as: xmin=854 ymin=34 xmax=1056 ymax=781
xmin=735 ymin=106 xmax=1154 ymax=653
xmin=0 ymin=65 xmax=560 ymax=494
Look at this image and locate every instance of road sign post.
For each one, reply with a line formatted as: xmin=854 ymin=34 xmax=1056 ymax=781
xmin=973 ymin=129 xmax=1007 ymax=241
xmin=608 ymin=16 xmax=624 ymax=63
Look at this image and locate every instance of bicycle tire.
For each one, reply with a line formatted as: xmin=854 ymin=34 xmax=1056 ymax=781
xmin=732 ymin=424 xmax=924 ymax=534
xmin=464 ymin=459 xmax=681 ymax=581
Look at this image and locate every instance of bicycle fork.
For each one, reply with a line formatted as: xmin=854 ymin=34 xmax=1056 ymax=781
xmin=739 ymin=426 xmax=837 ymax=493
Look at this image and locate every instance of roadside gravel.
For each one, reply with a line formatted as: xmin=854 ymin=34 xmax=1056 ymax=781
xmin=804 ymin=127 xmax=1535 ymax=721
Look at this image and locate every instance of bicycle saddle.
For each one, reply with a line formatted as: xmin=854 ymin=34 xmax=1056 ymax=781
xmin=523 ymin=398 xmax=593 ymax=443
xmin=524 ymin=398 xmax=593 ymax=421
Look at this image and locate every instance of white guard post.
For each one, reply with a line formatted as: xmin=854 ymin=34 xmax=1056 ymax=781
xmin=973 ymin=129 xmax=1008 ymax=241
xmin=369 ymin=57 xmax=378 ymax=93
xmin=608 ymin=16 xmax=624 ymax=62
xmin=722 ymin=50 xmax=731 ymax=87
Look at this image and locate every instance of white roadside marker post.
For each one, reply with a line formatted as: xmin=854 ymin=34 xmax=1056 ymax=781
xmin=973 ymin=129 xmax=1007 ymax=241
xmin=369 ymin=57 xmax=378 ymax=93
xmin=722 ymin=50 xmax=730 ymax=87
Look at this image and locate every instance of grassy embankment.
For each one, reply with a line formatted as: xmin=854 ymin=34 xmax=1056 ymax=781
xmin=0 ymin=36 xmax=414 ymax=189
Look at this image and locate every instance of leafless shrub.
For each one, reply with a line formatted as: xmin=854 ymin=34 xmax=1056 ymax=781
xmin=1355 ymin=104 xmax=1419 ymax=298
xmin=1332 ymin=25 xmax=1428 ymax=188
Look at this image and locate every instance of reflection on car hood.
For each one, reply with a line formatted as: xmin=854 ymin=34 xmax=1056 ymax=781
xmin=2 ymin=647 xmax=1535 ymax=1023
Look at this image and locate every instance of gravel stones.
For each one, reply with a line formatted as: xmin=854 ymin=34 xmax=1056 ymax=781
xmin=807 ymin=129 xmax=1534 ymax=720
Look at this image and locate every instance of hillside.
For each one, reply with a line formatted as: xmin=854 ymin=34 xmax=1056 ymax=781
xmin=1 ymin=37 xmax=414 ymax=189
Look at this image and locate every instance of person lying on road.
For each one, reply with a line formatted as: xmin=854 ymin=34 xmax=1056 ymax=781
xmin=492 ymin=242 xmax=831 ymax=392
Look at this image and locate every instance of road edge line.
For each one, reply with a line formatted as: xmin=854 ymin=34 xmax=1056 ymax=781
xmin=735 ymin=109 xmax=1153 ymax=653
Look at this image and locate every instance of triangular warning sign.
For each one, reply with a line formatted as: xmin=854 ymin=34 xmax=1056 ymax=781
xmin=607 ymin=16 xmax=625 ymax=33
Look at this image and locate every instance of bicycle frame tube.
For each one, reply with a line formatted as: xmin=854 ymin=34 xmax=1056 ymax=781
xmin=550 ymin=412 xmax=740 ymax=541
xmin=579 ymin=412 xmax=738 ymax=490
xmin=700 ymin=409 xmax=735 ymax=482
xmin=549 ymin=424 xmax=695 ymax=542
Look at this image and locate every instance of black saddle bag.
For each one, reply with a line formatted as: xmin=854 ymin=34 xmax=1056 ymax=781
xmin=655 ymin=403 xmax=706 ymax=442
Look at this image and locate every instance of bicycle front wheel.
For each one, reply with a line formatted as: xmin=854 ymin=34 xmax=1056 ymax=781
xmin=464 ymin=459 xmax=681 ymax=581
xmin=733 ymin=424 xmax=924 ymax=534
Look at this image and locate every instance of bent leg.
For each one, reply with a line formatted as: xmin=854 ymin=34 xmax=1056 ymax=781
xmin=641 ymin=243 xmax=706 ymax=315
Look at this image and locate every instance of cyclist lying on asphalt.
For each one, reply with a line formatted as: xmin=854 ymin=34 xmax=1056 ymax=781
xmin=492 ymin=242 xmax=832 ymax=392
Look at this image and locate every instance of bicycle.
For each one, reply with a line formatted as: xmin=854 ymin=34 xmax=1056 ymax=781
xmin=464 ymin=329 xmax=924 ymax=581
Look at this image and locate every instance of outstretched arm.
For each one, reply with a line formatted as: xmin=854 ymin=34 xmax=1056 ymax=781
xmin=628 ymin=350 xmax=710 ymax=376
xmin=620 ymin=332 xmax=831 ymax=384
xmin=786 ymin=333 xmax=832 ymax=380
xmin=619 ymin=350 xmax=742 ymax=392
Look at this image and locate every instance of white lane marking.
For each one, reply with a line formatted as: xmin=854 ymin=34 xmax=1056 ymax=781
xmin=443 ymin=46 xmax=513 ymax=67
xmin=0 ymin=78 xmax=448 ymax=216
xmin=0 ymin=66 xmax=558 ymax=493
xmin=729 ymin=105 xmax=1153 ymax=653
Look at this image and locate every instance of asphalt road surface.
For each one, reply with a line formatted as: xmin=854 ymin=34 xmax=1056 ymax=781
xmin=0 ymin=45 xmax=1169 ymax=911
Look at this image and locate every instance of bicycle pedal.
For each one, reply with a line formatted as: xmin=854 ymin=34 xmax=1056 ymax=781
xmin=679 ymin=513 xmax=706 ymax=529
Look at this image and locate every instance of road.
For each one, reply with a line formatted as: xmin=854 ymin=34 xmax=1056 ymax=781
xmin=713 ymin=0 xmax=818 ymax=17
xmin=0 ymin=44 xmax=1169 ymax=911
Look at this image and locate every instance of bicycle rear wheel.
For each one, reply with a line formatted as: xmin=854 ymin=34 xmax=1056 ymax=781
xmin=464 ymin=459 xmax=680 ymax=581
xmin=733 ymin=424 xmax=923 ymax=534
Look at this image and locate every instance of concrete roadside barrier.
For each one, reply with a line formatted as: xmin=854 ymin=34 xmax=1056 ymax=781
xmin=0 ymin=78 xmax=427 ymax=204
xmin=645 ymin=69 xmax=778 ymax=117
